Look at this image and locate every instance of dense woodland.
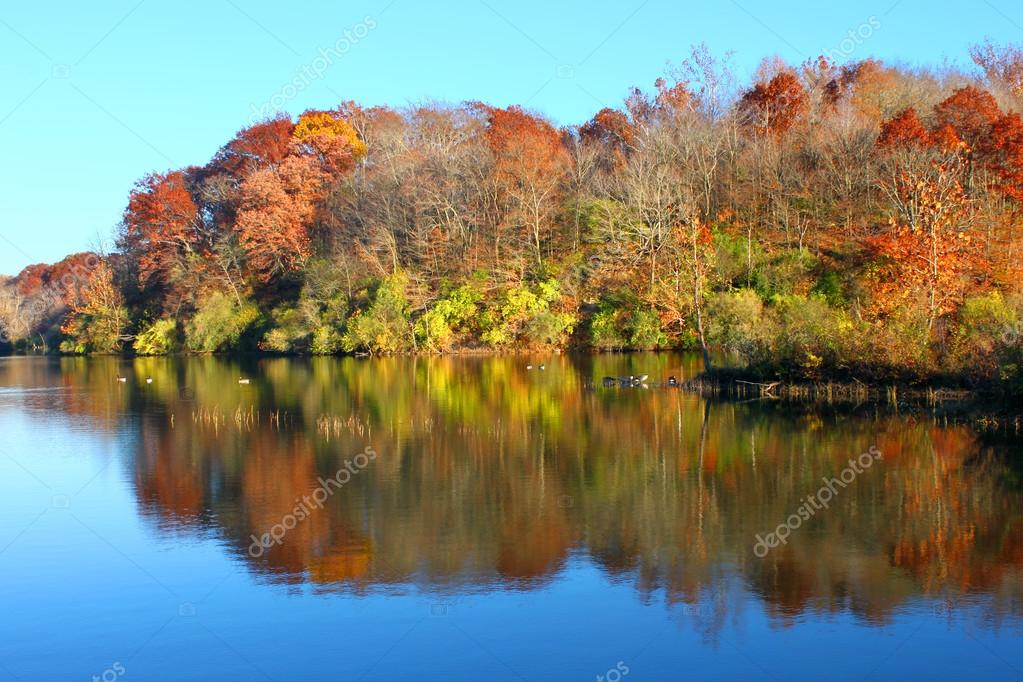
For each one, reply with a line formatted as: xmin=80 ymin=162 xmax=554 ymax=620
xmin=3 ymin=43 xmax=1023 ymax=391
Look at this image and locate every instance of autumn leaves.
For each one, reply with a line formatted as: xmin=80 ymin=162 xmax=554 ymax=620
xmin=872 ymin=86 xmax=1023 ymax=329
xmin=5 ymin=43 xmax=1023 ymax=390
xmin=122 ymin=110 xmax=368 ymax=292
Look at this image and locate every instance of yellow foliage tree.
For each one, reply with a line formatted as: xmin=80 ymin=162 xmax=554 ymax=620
xmin=293 ymin=110 xmax=368 ymax=164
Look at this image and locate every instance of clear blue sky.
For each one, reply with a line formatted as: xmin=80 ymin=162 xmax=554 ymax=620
xmin=0 ymin=0 xmax=1019 ymax=275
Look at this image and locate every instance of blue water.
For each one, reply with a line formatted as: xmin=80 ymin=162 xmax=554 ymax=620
xmin=0 ymin=356 xmax=1021 ymax=681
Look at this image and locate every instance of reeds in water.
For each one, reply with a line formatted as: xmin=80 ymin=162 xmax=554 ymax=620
xmin=187 ymin=405 xmax=291 ymax=432
xmin=316 ymin=413 xmax=371 ymax=440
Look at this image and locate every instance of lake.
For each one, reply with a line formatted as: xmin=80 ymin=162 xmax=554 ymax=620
xmin=0 ymin=354 xmax=1021 ymax=681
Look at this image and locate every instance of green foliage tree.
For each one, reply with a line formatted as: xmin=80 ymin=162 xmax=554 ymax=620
xmin=950 ymin=292 xmax=1022 ymax=387
xmin=590 ymin=290 xmax=665 ymax=351
xmin=342 ymin=272 xmax=412 ymax=353
xmin=133 ymin=319 xmax=181 ymax=355
xmin=261 ymin=259 xmax=350 ymax=354
xmin=707 ymin=289 xmax=771 ymax=365
xmin=415 ymin=284 xmax=482 ymax=351
xmin=186 ymin=293 xmax=261 ymax=353
xmin=482 ymin=278 xmax=574 ymax=348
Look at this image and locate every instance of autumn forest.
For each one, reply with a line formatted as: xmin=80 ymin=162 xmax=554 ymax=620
xmin=3 ymin=43 xmax=1023 ymax=393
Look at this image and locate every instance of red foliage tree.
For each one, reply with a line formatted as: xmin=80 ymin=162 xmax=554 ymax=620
xmin=212 ymin=116 xmax=295 ymax=177
xmin=119 ymin=170 xmax=201 ymax=293
xmin=15 ymin=263 xmax=49 ymax=296
xmin=933 ymin=86 xmax=1002 ymax=151
xmin=233 ymin=110 xmax=367 ymax=282
xmin=48 ymin=253 xmax=102 ymax=306
xmin=984 ymin=112 xmax=1023 ymax=203
xmin=579 ymin=108 xmax=635 ymax=154
xmin=652 ymin=77 xmax=692 ymax=116
xmin=878 ymin=108 xmax=931 ymax=149
xmin=929 ymin=124 xmax=966 ymax=154
xmin=738 ymin=71 xmax=809 ymax=136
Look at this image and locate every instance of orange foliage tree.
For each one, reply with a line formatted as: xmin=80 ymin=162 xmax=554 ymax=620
xmin=873 ymin=152 xmax=981 ymax=330
xmin=878 ymin=108 xmax=931 ymax=149
xmin=236 ymin=110 xmax=367 ymax=282
xmin=60 ymin=260 xmax=128 ymax=354
xmin=236 ymin=156 xmax=327 ymax=281
xmin=479 ymin=105 xmax=571 ymax=269
xmin=579 ymin=107 xmax=636 ymax=171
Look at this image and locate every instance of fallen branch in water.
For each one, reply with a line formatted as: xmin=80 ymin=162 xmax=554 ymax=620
xmin=735 ymin=380 xmax=780 ymax=396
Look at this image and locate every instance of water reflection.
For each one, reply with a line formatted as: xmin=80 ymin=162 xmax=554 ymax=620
xmin=3 ymin=354 xmax=1022 ymax=630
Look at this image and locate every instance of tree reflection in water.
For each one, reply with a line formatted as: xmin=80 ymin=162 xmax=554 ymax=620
xmin=6 ymin=354 xmax=1022 ymax=633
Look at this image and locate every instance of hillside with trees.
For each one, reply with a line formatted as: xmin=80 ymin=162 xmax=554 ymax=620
xmin=2 ymin=43 xmax=1023 ymax=392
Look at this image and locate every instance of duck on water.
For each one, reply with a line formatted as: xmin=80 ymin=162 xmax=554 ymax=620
xmin=601 ymin=374 xmax=679 ymax=388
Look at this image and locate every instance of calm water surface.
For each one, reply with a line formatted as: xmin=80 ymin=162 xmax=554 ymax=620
xmin=1 ymin=354 xmax=1021 ymax=681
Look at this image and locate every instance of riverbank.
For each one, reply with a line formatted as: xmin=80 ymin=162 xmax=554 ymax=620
xmin=668 ymin=368 xmax=1023 ymax=436
xmin=4 ymin=344 xmax=1022 ymax=399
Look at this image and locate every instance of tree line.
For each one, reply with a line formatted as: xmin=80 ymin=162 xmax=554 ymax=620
xmin=2 ymin=42 xmax=1023 ymax=391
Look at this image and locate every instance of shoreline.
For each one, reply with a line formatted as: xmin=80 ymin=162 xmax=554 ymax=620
xmin=4 ymin=347 xmax=1020 ymax=399
xmin=3 ymin=351 xmax=1020 ymax=434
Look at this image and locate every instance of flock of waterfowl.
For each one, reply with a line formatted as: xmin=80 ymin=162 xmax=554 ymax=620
xmin=528 ymin=364 xmax=680 ymax=389
xmin=115 ymin=366 xmax=678 ymax=390
xmin=598 ymin=374 xmax=680 ymax=388
xmin=117 ymin=375 xmax=251 ymax=385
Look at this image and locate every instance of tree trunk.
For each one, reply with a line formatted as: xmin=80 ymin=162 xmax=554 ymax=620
xmin=694 ymin=290 xmax=713 ymax=373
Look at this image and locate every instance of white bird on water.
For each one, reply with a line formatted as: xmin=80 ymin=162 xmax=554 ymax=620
xmin=116 ymin=376 xmax=127 ymax=383
xmin=238 ymin=378 xmax=251 ymax=385
xmin=145 ymin=378 xmax=153 ymax=384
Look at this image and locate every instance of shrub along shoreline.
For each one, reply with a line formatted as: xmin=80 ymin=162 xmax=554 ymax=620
xmin=98 ymin=279 xmax=1023 ymax=396
xmin=3 ymin=267 xmax=1022 ymax=396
